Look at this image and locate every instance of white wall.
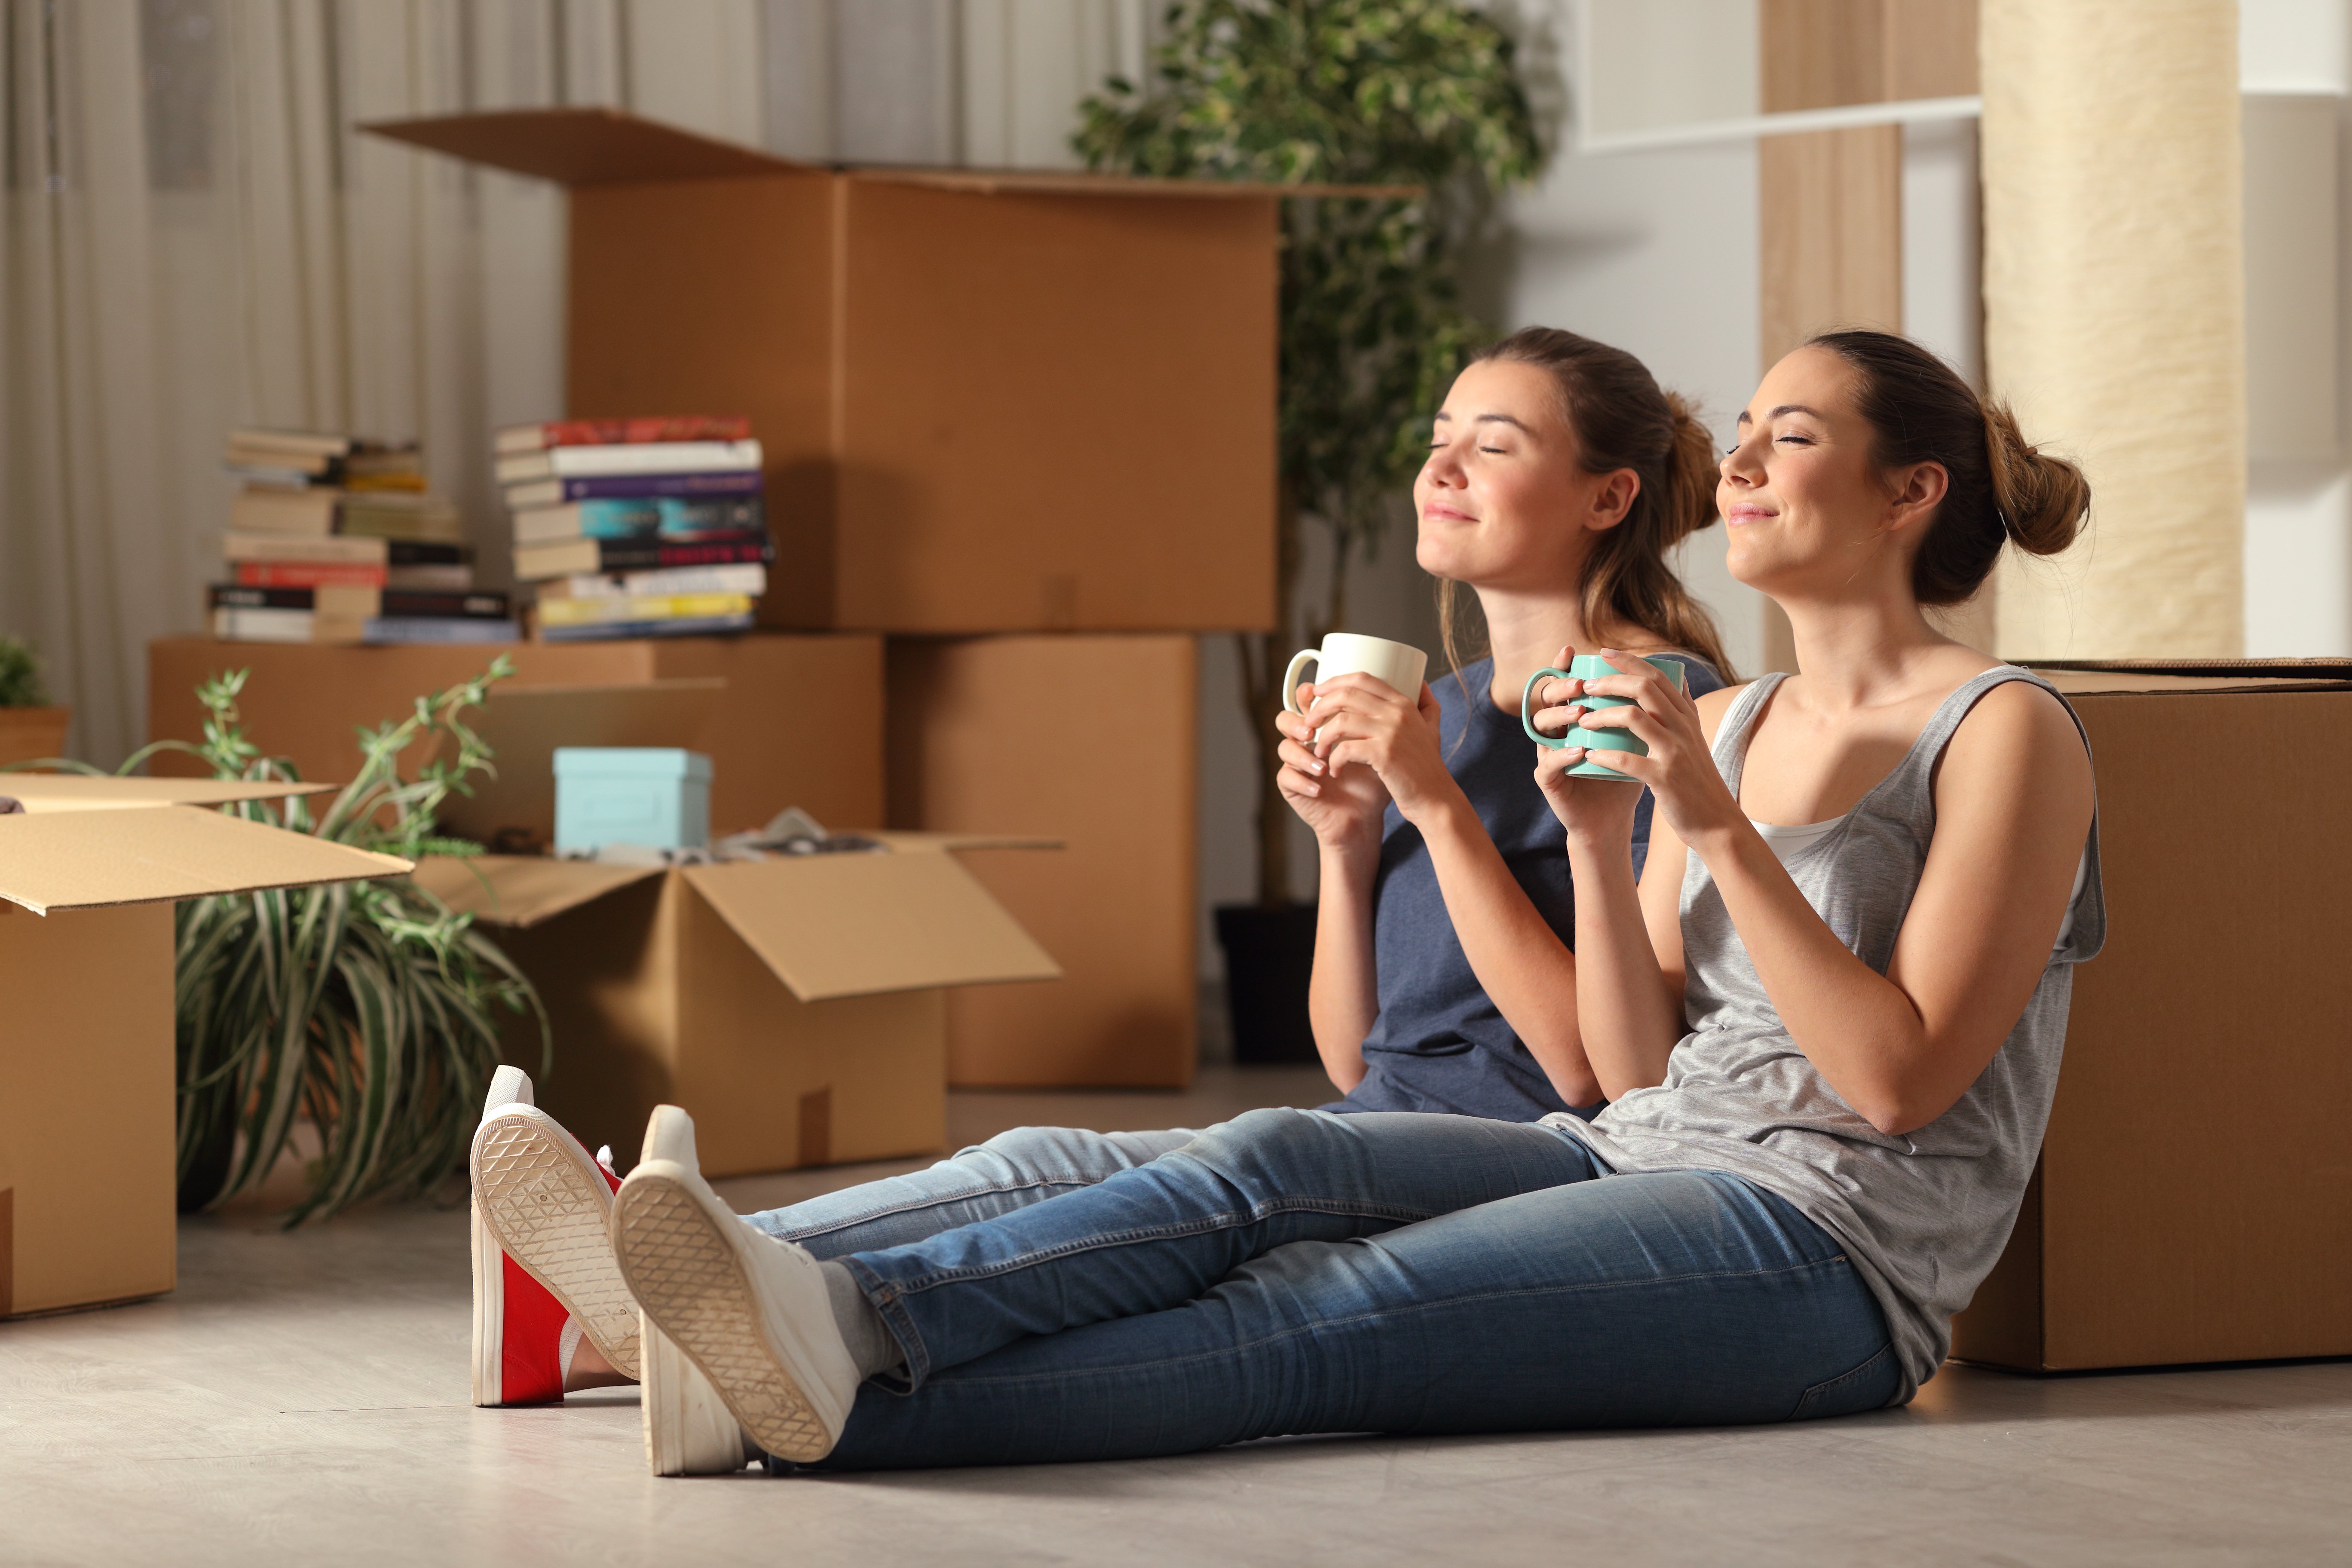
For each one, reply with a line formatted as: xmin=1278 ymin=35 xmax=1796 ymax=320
xmin=2242 ymin=0 xmax=2352 ymax=655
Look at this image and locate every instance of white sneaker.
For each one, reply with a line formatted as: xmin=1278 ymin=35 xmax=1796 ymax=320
xmin=470 ymin=1077 xmax=641 ymax=1381
xmin=472 ymin=1067 xmax=581 ymax=1406
xmin=612 ymin=1105 xmax=863 ymax=1465
xmin=642 ymin=1314 xmax=762 ymax=1476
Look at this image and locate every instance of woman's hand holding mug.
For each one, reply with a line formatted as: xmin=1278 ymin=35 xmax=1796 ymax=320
xmin=1530 ymin=646 xmax=1735 ymax=851
xmin=1275 ymin=699 xmax=1392 ymax=849
xmin=1275 ymin=633 xmax=1453 ymax=839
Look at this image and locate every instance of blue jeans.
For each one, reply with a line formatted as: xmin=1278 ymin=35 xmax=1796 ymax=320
xmin=743 ymin=1125 xmax=1198 ymax=1253
xmin=784 ymin=1108 xmax=1899 ymax=1471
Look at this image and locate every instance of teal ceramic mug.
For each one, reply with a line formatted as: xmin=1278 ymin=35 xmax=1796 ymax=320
xmin=1520 ymin=654 xmax=1687 ymax=780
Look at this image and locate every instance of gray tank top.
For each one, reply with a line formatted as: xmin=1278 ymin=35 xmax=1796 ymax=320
xmin=1547 ymin=666 xmax=2105 ymax=1401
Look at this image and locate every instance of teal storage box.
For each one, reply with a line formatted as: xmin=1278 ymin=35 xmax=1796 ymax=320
xmin=554 ymin=747 xmax=713 ymax=855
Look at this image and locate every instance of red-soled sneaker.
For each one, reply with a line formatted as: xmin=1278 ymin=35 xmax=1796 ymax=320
xmin=471 ymin=1070 xmax=642 ymax=1389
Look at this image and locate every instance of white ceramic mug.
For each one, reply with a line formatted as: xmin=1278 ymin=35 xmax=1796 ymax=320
xmin=1281 ymin=633 xmax=1430 ymax=736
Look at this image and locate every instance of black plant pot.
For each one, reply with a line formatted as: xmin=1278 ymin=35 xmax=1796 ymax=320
xmin=1214 ymin=902 xmax=1319 ymax=1065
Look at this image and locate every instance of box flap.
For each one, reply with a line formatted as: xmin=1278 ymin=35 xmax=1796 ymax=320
xmin=0 ymin=775 xmax=339 ymax=813
xmin=435 ymin=679 xmax=725 ymax=846
xmin=409 ymin=854 xmax=664 ymax=928
xmin=0 ymin=805 xmax=412 ymax=915
xmin=2033 ymin=661 xmax=2352 ymax=695
xmin=361 ymin=108 xmax=813 ymax=185
xmin=851 ymin=167 xmax=1422 ymax=200
xmin=867 ymin=830 xmax=1064 ymax=854
xmin=364 ymin=108 xmax=1420 ymax=201
xmin=679 ymin=854 xmax=1060 ymax=1002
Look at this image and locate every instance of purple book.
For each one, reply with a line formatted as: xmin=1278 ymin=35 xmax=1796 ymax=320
xmin=503 ymin=471 xmax=764 ymax=508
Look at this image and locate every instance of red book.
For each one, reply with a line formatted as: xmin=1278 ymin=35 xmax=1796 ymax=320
xmin=494 ymin=415 xmax=752 ymax=456
xmin=232 ymin=560 xmax=391 ymax=589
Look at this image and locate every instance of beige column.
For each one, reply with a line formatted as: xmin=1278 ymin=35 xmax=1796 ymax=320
xmin=1982 ymin=0 xmax=2245 ymax=658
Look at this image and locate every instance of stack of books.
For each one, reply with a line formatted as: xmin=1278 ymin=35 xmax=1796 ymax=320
xmin=496 ymin=416 xmax=771 ymax=641
xmin=211 ymin=428 xmax=514 ymax=645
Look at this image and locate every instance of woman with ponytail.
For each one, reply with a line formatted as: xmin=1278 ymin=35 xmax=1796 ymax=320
xmin=1276 ymin=327 xmax=1731 ymax=1120
xmin=590 ymin=329 xmax=2105 ymax=1472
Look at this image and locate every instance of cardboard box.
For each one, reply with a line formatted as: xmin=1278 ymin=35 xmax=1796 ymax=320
xmin=360 ymin=107 xmax=1301 ymax=636
xmin=0 ymin=776 xmax=409 ymax=1317
xmin=412 ymin=835 xmax=1059 ymax=1176
xmin=146 ymin=632 xmax=884 ymax=837
xmin=1949 ymin=662 xmax=2352 ymax=1371
xmin=888 ymin=635 xmax=1198 ymax=1088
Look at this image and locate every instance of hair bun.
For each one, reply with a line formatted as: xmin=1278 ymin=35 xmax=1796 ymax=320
xmin=1983 ymin=401 xmax=2089 ymax=558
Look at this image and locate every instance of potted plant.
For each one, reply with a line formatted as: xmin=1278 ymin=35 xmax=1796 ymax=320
xmin=43 ymin=658 xmax=545 ymax=1221
xmin=0 ymin=635 xmax=71 ymax=768
xmin=1076 ymin=0 xmax=1541 ymax=1059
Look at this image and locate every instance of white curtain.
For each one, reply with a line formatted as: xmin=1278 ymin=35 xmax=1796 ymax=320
xmin=1 ymin=0 xmax=1146 ymax=768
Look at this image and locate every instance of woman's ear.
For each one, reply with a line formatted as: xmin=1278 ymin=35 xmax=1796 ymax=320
xmin=1585 ymin=468 xmax=1642 ymax=532
xmin=1884 ymin=461 xmax=1950 ymax=537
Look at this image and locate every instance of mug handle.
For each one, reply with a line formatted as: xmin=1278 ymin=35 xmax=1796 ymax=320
xmin=1281 ymin=649 xmax=1320 ymax=715
xmin=1520 ymin=667 xmax=1576 ymax=748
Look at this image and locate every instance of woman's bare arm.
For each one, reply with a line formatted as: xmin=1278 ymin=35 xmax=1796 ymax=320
xmin=1581 ymin=668 xmax=2094 ymax=1136
xmin=1304 ymin=671 xmax=1599 ymax=1108
xmin=1541 ymin=683 xmax=1730 ymax=1099
xmin=1305 ymin=841 xmax=1380 ymax=1092
xmin=1699 ymin=682 xmax=2092 ymax=1133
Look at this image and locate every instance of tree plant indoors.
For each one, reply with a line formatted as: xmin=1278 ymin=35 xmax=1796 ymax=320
xmin=31 ymin=659 xmax=545 ymax=1222
xmin=1075 ymin=0 xmax=1542 ymax=1046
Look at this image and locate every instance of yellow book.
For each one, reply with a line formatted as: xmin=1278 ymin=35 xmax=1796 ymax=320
xmin=534 ymin=591 xmax=754 ymax=628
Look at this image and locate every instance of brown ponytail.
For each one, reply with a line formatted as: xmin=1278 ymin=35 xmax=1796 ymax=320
xmin=1807 ymin=330 xmax=2090 ymax=603
xmin=1441 ymin=327 xmax=1736 ymax=682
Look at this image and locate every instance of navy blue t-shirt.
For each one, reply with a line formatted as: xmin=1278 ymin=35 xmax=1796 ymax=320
xmin=1325 ymin=652 xmax=1725 ymax=1123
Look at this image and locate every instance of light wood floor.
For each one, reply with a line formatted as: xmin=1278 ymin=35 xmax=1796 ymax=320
xmin=5 ymin=1066 xmax=2348 ymax=1566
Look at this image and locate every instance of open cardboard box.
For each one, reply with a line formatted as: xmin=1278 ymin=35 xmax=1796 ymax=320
xmin=412 ymin=833 xmax=1061 ymax=1176
xmin=1948 ymin=659 xmax=2352 ymax=1371
xmin=354 ymin=107 xmax=1396 ymax=635
xmin=0 ymin=776 xmax=410 ymax=1317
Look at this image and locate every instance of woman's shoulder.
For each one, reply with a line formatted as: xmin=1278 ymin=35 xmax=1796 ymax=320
xmin=1944 ymin=668 xmax=2084 ymax=763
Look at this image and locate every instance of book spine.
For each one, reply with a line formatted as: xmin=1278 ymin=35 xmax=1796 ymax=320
xmin=221 ymin=531 xmax=389 ymax=565
xmin=496 ymin=439 xmax=762 ymax=482
xmin=551 ymin=564 xmax=768 ymax=599
xmin=537 ymin=592 xmax=753 ymax=628
xmin=363 ymin=617 xmax=521 ymax=645
xmin=229 ymin=563 xmax=391 ymax=589
xmin=515 ymin=471 xmax=764 ymax=505
xmin=497 ymin=414 xmax=752 ymax=453
xmin=603 ymin=537 xmax=773 ymax=571
xmin=384 ymin=541 xmax=471 ymax=566
xmin=538 ymin=612 xmax=756 ymax=643
xmin=378 ymin=591 xmax=511 ymax=619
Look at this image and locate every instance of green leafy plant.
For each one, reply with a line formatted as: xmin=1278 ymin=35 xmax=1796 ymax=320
xmin=1076 ymin=0 xmax=1542 ymax=906
xmin=40 ymin=659 xmax=545 ymax=1222
xmin=0 ymin=635 xmax=48 ymax=707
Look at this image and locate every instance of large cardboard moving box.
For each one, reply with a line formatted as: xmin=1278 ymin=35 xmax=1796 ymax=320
xmin=888 ymin=635 xmax=1198 ymax=1088
xmin=147 ymin=633 xmax=883 ymax=836
xmin=361 ymin=107 xmax=1295 ymax=636
xmin=0 ymin=777 xmax=409 ymax=1317
xmin=1950 ymin=663 xmax=2352 ymax=1371
xmin=414 ymin=836 xmax=1058 ymax=1176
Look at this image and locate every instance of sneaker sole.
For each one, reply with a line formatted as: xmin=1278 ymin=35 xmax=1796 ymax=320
xmin=474 ymin=1114 xmax=641 ymax=1380
xmin=613 ymin=1173 xmax=833 ymax=1463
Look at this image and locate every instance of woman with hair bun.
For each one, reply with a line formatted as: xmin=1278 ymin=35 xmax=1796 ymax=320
xmin=536 ymin=331 xmax=2104 ymax=1473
